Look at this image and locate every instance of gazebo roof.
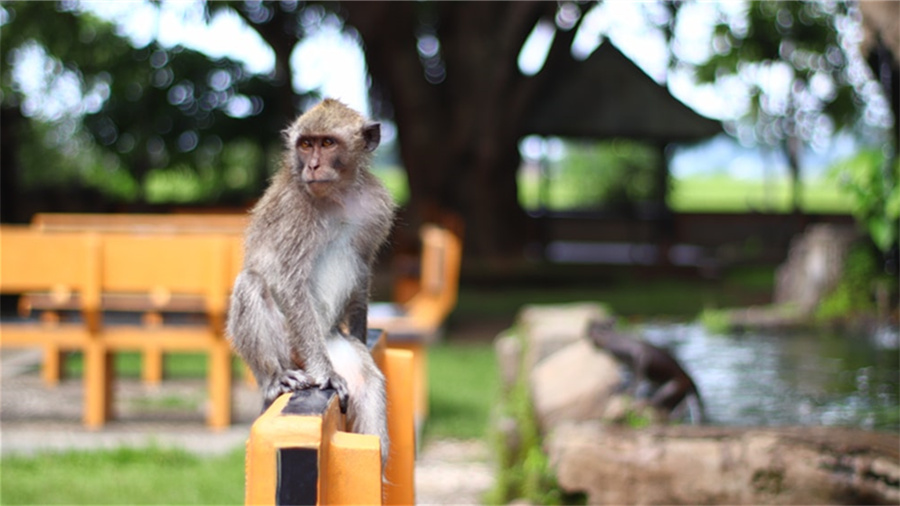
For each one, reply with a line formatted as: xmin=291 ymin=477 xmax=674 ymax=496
xmin=524 ymin=42 xmax=722 ymax=143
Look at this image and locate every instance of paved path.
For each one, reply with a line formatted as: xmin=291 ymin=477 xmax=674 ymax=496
xmin=0 ymin=350 xmax=494 ymax=504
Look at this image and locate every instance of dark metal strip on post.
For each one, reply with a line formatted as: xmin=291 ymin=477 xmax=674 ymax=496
xmin=276 ymin=388 xmax=337 ymax=505
xmin=276 ymin=447 xmax=319 ymax=506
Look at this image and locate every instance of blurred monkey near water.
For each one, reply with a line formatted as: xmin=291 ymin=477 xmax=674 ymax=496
xmin=588 ymin=320 xmax=705 ymax=424
xmin=227 ymin=99 xmax=395 ymax=465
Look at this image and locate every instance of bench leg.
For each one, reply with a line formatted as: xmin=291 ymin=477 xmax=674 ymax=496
xmin=207 ymin=341 xmax=232 ymax=430
xmin=41 ymin=345 xmax=65 ymax=386
xmin=142 ymin=348 xmax=164 ymax=386
xmin=84 ymin=342 xmax=113 ymax=429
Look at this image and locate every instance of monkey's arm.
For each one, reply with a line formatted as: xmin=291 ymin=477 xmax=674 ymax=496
xmin=228 ymin=270 xmax=317 ymax=404
xmin=228 ymin=269 xmax=348 ymax=408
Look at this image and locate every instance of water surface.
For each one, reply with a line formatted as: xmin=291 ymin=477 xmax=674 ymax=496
xmin=640 ymin=323 xmax=899 ymax=431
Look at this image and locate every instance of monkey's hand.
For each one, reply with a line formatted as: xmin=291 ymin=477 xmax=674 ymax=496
xmin=263 ymin=369 xmax=315 ymax=407
xmin=311 ymin=371 xmax=350 ymax=414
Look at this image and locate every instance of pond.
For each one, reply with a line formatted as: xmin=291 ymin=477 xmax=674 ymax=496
xmin=639 ymin=322 xmax=900 ymax=431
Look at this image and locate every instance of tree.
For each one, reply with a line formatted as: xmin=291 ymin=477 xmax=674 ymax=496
xmin=1 ymin=1 xmax=289 ymax=219
xmin=219 ymin=1 xmax=587 ymax=258
xmin=692 ymin=1 xmax=886 ymax=212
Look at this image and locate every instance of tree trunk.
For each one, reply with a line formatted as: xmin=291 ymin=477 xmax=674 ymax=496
xmin=343 ymin=1 xmax=569 ymax=258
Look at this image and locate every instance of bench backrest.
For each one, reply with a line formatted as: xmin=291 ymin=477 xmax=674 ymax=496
xmin=417 ymin=224 xmax=463 ymax=313
xmin=0 ymin=226 xmax=100 ymax=305
xmin=0 ymin=226 xmax=101 ymax=329
xmin=99 ymin=234 xmax=231 ymax=324
xmin=32 ymin=213 xmax=248 ymax=235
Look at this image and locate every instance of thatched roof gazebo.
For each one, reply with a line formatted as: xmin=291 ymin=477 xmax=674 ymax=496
xmin=524 ymin=41 xmax=722 ymax=216
xmin=525 ymin=42 xmax=721 ymax=142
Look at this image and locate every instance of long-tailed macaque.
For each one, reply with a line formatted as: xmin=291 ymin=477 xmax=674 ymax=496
xmin=587 ymin=320 xmax=705 ymax=424
xmin=227 ymin=99 xmax=395 ymax=464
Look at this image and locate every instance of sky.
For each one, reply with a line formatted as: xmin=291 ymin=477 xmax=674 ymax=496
xmin=12 ymin=1 xmax=879 ymax=180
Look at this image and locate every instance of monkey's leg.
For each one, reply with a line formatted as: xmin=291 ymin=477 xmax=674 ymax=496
xmin=229 ymin=270 xmax=316 ymax=407
xmin=649 ymin=379 xmax=689 ymax=414
xmin=344 ymin=284 xmax=369 ymax=343
xmin=328 ymin=335 xmax=390 ymax=467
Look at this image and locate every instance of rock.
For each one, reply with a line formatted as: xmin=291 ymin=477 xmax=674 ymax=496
xmin=529 ymin=339 xmax=620 ymax=433
xmin=547 ymin=421 xmax=900 ymax=505
xmin=774 ymin=224 xmax=859 ymax=315
xmin=518 ymin=302 xmax=613 ymax=372
xmin=494 ymin=330 xmax=522 ymax=394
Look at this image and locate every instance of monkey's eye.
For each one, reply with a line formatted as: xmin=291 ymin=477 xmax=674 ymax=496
xmin=322 ymin=138 xmax=335 ymax=148
xmin=298 ymin=139 xmax=313 ymax=149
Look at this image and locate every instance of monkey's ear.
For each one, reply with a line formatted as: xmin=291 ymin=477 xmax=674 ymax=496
xmin=362 ymin=122 xmax=381 ymax=152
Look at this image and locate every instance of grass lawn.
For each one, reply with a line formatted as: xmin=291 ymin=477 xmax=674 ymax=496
xmin=669 ymin=175 xmax=853 ymax=214
xmin=0 ymin=447 xmax=245 ymax=505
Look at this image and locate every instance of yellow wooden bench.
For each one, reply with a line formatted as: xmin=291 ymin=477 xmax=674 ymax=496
xmin=0 ymin=226 xmax=108 ymax=427
xmin=24 ymin=213 xmax=246 ymax=387
xmin=368 ymin=223 xmax=463 ymax=427
xmin=245 ymin=330 xmax=416 ymax=505
xmin=1 ymin=226 xmax=237 ymax=429
xmin=31 ymin=212 xmax=248 ymax=234
xmin=92 ymin=233 xmax=236 ymax=429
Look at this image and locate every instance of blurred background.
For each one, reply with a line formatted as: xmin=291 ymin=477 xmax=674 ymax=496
xmin=2 ymin=1 xmax=896 ymax=259
xmin=1 ymin=1 xmax=898 ymax=504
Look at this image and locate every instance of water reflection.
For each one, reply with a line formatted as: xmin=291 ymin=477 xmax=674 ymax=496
xmin=640 ymin=323 xmax=900 ymax=431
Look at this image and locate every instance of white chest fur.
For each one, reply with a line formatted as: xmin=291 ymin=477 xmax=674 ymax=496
xmin=311 ymin=225 xmax=361 ymax=325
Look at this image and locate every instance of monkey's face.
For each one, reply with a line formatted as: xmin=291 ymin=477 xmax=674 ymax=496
xmin=296 ymin=135 xmax=355 ymax=199
xmin=284 ymin=99 xmax=382 ymax=199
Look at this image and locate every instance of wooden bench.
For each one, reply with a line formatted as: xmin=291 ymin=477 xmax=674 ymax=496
xmin=0 ymin=226 xmax=107 ymax=426
xmin=31 ymin=212 xmax=248 ymax=234
xmin=368 ymin=223 xmax=463 ymax=426
xmin=245 ymin=330 xmax=415 ymax=505
xmin=24 ymin=213 xmax=246 ymax=387
xmin=0 ymin=226 xmax=237 ymax=428
xmin=93 ymin=233 xmax=236 ymax=429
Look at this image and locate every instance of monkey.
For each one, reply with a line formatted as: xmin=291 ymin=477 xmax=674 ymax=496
xmin=227 ymin=98 xmax=396 ymax=466
xmin=587 ymin=319 xmax=705 ymax=424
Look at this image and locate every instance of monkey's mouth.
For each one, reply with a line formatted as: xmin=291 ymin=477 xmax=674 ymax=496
xmin=305 ymin=178 xmax=337 ymax=185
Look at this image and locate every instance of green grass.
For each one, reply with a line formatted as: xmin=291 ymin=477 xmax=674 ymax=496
xmin=668 ymin=175 xmax=853 ymax=213
xmin=455 ymin=271 xmax=774 ymax=321
xmin=424 ymin=342 xmax=499 ymax=439
xmin=518 ymin=171 xmax=854 ymax=214
xmin=61 ymin=352 xmax=248 ymax=379
xmin=0 ymin=447 xmax=245 ymax=505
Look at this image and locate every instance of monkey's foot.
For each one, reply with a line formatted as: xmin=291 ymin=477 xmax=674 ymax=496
xmin=313 ymin=372 xmax=350 ymax=414
xmin=264 ymin=369 xmax=316 ymax=406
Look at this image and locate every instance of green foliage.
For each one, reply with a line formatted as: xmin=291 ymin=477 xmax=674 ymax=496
xmin=698 ymin=307 xmax=732 ymax=334
xmin=0 ymin=446 xmax=244 ymax=505
xmin=371 ymin=165 xmax=410 ymax=206
xmin=522 ymin=139 xmax=660 ymax=212
xmin=624 ymin=408 xmax=654 ymax=429
xmin=815 ymin=245 xmax=880 ymax=321
xmin=829 ymin=149 xmax=900 ymax=253
xmin=695 ymin=1 xmax=860 ymax=147
xmin=2 ymin=2 xmax=286 ymax=205
xmin=487 ymin=328 xmax=584 ymax=506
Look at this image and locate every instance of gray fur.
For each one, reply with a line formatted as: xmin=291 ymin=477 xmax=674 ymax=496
xmin=228 ymin=99 xmax=395 ymax=466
